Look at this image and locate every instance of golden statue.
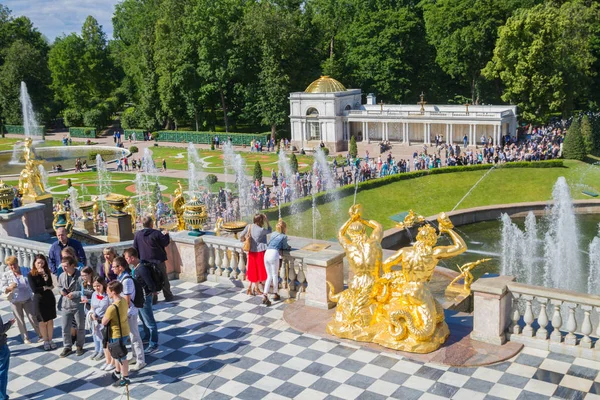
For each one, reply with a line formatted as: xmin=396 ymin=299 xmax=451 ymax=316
xmin=215 ymin=217 xmax=224 ymax=236
xmin=123 ymin=197 xmax=137 ymax=232
xmin=53 ymin=203 xmax=74 ymax=237
xmin=172 ymin=180 xmax=186 ymax=231
xmin=91 ymin=196 xmax=99 ymax=221
xmin=327 ymin=204 xmax=383 ymax=341
xmin=327 ymin=207 xmax=468 ymax=354
xmin=18 ymin=138 xmax=48 ymax=202
xmin=447 ymin=258 xmax=491 ymax=294
xmin=396 ymin=209 xmax=425 ymax=230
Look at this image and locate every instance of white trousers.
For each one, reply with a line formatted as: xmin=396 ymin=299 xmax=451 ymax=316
xmin=128 ymin=314 xmax=145 ymax=364
xmin=264 ymin=249 xmax=280 ymax=294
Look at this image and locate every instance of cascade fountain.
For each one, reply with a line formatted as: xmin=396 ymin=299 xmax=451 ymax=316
xmin=311 ymin=148 xmax=340 ymax=238
xmin=589 ymin=228 xmax=600 ymax=295
xmin=277 ymin=149 xmax=300 ymax=227
xmin=223 ymin=142 xmax=253 ymax=219
xmin=187 ymin=142 xmax=205 ymax=197
xmin=38 ymin=164 xmax=49 ymax=191
xmin=500 ymin=177 xmax=599 ymax=292
xmin=67 ymin=186 xmax=81 ymax=221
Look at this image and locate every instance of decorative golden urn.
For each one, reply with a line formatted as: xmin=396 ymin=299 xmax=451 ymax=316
xmin=221 ymin=221 xmax=248 ymax=239
xmin=105 ymin=194 xmax=127 ymax=217
xmin=183 ymin=196 xmax=208 ymax=236
xmin=79 ymin=201 xmax=95 ymax=220
xmin=0 ymin=180 xmax=15 ymax=213
xmin=53 ymin=203 xmax=74 ymax=237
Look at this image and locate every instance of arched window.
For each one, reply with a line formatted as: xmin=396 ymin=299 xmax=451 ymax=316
xmin=306 ymin=108 xmax=320 ymax=140
xmin=345 ymin=105 xmax=352 ymax=111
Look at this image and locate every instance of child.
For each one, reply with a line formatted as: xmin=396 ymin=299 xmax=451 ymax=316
xmin=89 ymin=277 xmax=110 ymax=364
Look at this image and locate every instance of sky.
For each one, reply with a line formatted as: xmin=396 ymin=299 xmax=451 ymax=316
xmin=2 ymin=0 xmax=120 ymax=42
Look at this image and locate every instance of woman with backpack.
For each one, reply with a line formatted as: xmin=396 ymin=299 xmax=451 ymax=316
xmin=263 ymin=220 xmax=291 ymax=306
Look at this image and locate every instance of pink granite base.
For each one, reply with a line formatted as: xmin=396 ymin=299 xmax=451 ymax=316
xmin=283 ymin=300 xmax=522 ymax=367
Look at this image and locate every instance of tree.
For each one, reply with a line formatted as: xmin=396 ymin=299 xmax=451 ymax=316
xmin=483 ymin=2 xmax=600 ymax=122
xmin=349 ymin=135 xmax=357 ymax=158
xmin=563 ymin=119 xmax=586 ymax=161
xmin=581 ymin=115 xmax=594 ymax=155
xmin=153 ymin=182 xmax=162 ymax=202
xmin=290 ymin=153 xmax=298 ymax=173
xmin=253 ymin=161 xmax=263 ymax=182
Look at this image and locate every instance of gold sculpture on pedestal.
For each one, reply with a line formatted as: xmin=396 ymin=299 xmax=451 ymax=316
xmin=327 ymin=204 xmax=383 ymax=341
xmin=53 ymin=203 xmax=74 ymax=237
xmin=123 ymin=197 xmax=137 ymax=233
xmin=18 ymin=138 xmax=50 ymax=202
xmin=172 ymin=180 xmax=186 ymax=231
xmin=395 ymin=209 xmax=424 ymax=230
xmin=446 ymin=258 xmax=491 ymax=295
xmin=328 ymin=206 xmax=467 ymax=353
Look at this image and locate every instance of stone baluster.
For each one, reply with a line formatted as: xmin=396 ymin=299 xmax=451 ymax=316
xmin=536 ymin=297 xmax=549 ymax=340
xmin=288 ymin=259 xmax=297 ymax=292
xmin=511 ymin=293 xmax=521 ymax=335
xmin=214 ymin=245 xmax=222 ymax=276
xmin=564 ymin=303 xmax=578 ymax=346
xmin=229 ymin=249 xmax=238 ymax=279
xmin=207 ymin=244 xmax=215 ymax=275
xmin=0 ymin=246 xmax=5 ymax=272
xmin=522 ymin=296 xmax=534 ymax=337
xmin=219 ymin=247 xmax=229 ymax=277
xmin=279 ymin=258 xmax=287 ymax=290
xmin=17 ymin=249 xmax=24 ymax=268
xmin=296 ymin=260 xmax=306 ymax=293
xmin=550 ymin=300 xmax=563 ymax=343
xmin=580 ymin=305 xmax=593 ymax=349
xmin=237 ymin=250 xmax=246 ymax=281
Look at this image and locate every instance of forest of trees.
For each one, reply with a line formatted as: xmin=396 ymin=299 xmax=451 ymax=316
xmin=0 ymin=0 xmax=599 ymax=135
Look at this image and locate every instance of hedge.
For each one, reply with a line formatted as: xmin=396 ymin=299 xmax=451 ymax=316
xmin=69 ymin=127 xmax=97 ymax=138
xmin=3 ymin=125 xmax=45 ymax=137
xmin=154 ymin=130 xmax=270 ymax=145
xmin=263 ymin=160 xmax=565 ymax=219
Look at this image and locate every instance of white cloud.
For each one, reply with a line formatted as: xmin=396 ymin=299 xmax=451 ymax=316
xmin=2 ymin=0 xmax=120 ymax=42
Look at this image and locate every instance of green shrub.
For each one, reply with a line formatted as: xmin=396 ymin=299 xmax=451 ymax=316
xmin=206 ymin=174 xmax=218 ymax=185
xmin=349 ymin=135 xmax=358 ymax=158
xmin=152 ymin=130 xmax=270 ymax=146
xmin=129 ymin=146 xmax=139 ymax=154
xmin=322 ymin=147 xmax=330 ymax=156
xmin=84 ymin=108 xmax=107 ymax=132
xmin=121 ymin=107 xmax=138 ymax=129
xmin=254 ymin=161 xmax=263 ymax=182
xmin=63 ymin=109 xmax=84 ymax=127
xmin=3 ymin=125 xmax=45 ymax=135
xmin=563 ymin=119 xmax=586 ymax=161
xmin=210 ymin=143 xmax=215 ymax=150
xmin=290 ymin=153 xmax=299 ymax=173
xmin=69 ymin=127 xmax=96 ymax=138
xmin=151 ymin=131 xmax=159 ymax=141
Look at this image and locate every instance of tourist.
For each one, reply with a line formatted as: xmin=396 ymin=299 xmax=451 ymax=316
xmin=112 ymin=256 xmax=146 ymax=370
xmin=124 ymin=247 xmax=159 ymax=354
xmin=0 ymin=315 xmax=14 ymax=400
xmin=48 ymin=227 xmax=86 ymax=275
xmin=0 ymin=256 xmax=41 ymax=344
xmin=11 ymin=192 xmax=21 ymax=209
xmin=61 ymin=246 xmax=85 ymax=270
xmin=240 ymin=213 xmax=271 ymax=296
xmin=89 ymin=276 xmax=109 ymax=362
xmin=263 ymin=220 xmax=291 ymax=306
xmin=58 ymin=256 xmax=86 ymax=357
xmin=101 ymin=247 xmax=119 ymax=282
xmin=102 ymin=280 xmax=131 ymax=387
xmin=162 ymin=158 xmax=166 ymax=171
xmin=27 ymin=255 xmax=57 ymax=350
xmin=133 ymin=216 xmax=174 ymax=302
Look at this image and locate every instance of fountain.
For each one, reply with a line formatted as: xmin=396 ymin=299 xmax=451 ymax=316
xmin=310 ymin=148 xmax=340 ymax=239
xmin=20 ymin=82 xmax=42 ymax=139
xmin=589 ymin=229 xmax=600 ymax=295
xmin=223 ymin=142 xmax=253 ymax=219
xmin=187 ymin=143 xmax=205 ymax=197
xmin=500 ymin=177 xmax=599 ymax=292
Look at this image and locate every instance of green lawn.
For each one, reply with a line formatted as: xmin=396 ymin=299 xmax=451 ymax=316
xmin=280 ymin=160 xmax=600 ymax=240
xmin=138 ymin=146 xmax=316 ymax=174
xmin=0 ymin=138 xmax=95 ymax=151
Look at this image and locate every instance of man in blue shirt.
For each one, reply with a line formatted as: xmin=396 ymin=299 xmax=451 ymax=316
xmin=48 ymin=227 xmax=86 ymax=275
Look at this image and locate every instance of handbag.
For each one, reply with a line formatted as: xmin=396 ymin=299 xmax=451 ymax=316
xmin=107 ymin=304 xmax=128 ymax=360
xmin=242 ymin=224 xmax=253 ymax=252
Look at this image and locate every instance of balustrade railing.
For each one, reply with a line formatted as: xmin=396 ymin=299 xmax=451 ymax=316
xmin=503 ymin=281 xmax=600 ymax=357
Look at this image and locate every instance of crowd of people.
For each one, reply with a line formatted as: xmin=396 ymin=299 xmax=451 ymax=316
xmin=0 ymin=217 xmax=172 ymax=394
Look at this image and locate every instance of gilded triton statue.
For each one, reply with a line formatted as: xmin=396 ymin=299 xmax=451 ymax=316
xmin=371 ymin=213 xmax=467 ymax=353
xmin=172 ymin=180 xmax=185 ymax=231
xmin=327 ymin=204 xmax=383 ymax=341
xmin=123 ymin=197 xmax=137 ymax=232
xmin=18 ymin=138 xmax=48 ymax=201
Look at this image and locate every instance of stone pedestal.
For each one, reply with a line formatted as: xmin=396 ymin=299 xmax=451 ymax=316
xmin=0 ymin=211 xmax=26 ymax=238
xmin=35 ymin=196 xmax=54 ymax=231
xmin=167 ymin=233 xmax=208 ymax=282
xmin=0 ymin=203 xmax=48 ymax=239
xmin=470 ymin=276 xmax=515 ymax=345
xmin=304 ymin=253 xmax=345 ymax=310
xmin=107 ymin=214 xmax=134 ymax=243
xmin=76 ymin=218 xmax=95 ymax=235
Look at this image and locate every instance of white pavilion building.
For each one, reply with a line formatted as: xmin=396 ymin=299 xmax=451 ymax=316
xmin=289 ymin=76 xmax=518 ymax=152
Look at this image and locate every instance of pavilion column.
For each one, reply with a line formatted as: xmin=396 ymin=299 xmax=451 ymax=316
xmin=449 ymin=124 xmax=454 ymax=144
xmin=366 ymin=121 xmax=370 ymax=143
xmin=445 ymin=124 xmax=449 ymax=145
xmin=471 ymin=124 xmax=476 ymax=147
xmin=385 ymin=122 xmax=389 ymax=141
xmin=495 ymin=124 xmax=500 ymax=146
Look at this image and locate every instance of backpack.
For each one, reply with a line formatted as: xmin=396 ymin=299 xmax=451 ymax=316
xmin=140 ymin=261 xmax=165 ymax=292
xmin=123 ymin=275 xmax=145 ymax=308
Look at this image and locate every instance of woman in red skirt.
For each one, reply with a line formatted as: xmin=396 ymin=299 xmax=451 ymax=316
xmin=240 ymin=213 xmax=272 ymax=295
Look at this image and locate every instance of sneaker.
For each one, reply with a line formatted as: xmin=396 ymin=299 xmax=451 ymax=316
xmin=43 ymin=342 xmax=51 ymax=351
xmin=23 ymin=337 xmax=31 ymax=345
xmin=104 ymin=364 xmax=115 ymax=372
xmin=272 ymin=294 xmax=281 ymax=301
xmin=131 ymin=361 xmax=146 ymax=371
xmin=111 ymin=371 xmax=121 ymax=381
xmin=49 ymin=341 xmax=57 ymax=350
xmin=90 ymin=351 xmax=98 ymax=361
xmin=76 ymin=347 xmax=84 ymax=356
xmin=113 ymin=377 xmax=131 ymax=387
xmin=129 ymin=357 xmax=137 ymax=365
xmin=145 ymin=346 xmax=159 ymax=354
xmin=37 ymin=337 xmax=45 ymax=343
xmin=60 ymin=348 xmax=73 ymax=358
xmin=96 ymin=352 xmax=105 ymax=361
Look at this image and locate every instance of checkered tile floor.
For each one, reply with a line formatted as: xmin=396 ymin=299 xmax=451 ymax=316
xmin=4 ymin=280 xmax=600 ymax=400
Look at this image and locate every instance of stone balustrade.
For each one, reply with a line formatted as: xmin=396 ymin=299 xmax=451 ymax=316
xmin=0 ymin=236 xmax=51 ymax=273
xmin=471 ymin=276 xmax=600 ymax=360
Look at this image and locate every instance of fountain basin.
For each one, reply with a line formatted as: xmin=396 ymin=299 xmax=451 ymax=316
xmin=0 ymin=145 xmax=131 ymax=176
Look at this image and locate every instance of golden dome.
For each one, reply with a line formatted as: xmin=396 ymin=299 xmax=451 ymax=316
xmin=305 ymin=76 xmax=346 ymax=93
